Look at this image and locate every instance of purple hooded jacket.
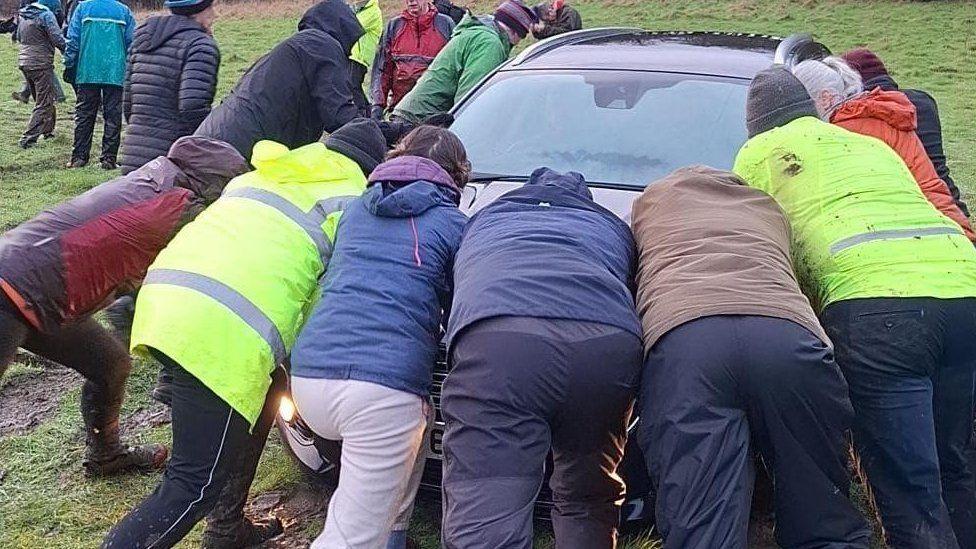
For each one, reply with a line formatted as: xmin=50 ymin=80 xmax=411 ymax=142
xmin=291 ymin=155 xmax=466 ymax=397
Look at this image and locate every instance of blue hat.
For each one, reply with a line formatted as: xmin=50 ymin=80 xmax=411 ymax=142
xmin=165 ymin=0 xmax=213 ymax=15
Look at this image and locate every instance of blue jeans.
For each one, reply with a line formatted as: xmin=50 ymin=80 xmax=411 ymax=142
xmin=823 ymin=297 xmax=976 ymax=549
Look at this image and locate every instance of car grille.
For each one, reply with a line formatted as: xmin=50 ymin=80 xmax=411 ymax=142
xmin=430 ymin=343 xmax=449 ymax=424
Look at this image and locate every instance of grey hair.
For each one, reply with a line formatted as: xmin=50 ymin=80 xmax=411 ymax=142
xmin=791 ymin=56 xmax=864 ymax=116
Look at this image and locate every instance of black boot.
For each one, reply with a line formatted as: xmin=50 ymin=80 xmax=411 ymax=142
xmin=200 ymin=517 xmax=284 ymax=549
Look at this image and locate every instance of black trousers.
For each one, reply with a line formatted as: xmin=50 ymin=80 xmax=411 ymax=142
xmin=72 ymin=84 xmax=122 ymax=164
xmin=102 ymin=352 xmax=283 ymax=549
xmin=441 ymin=316 xmax=642 ymax=549
xmin=639 ymin=315 xmax=870 ymax=549
xmin=823 ymin=297 xmax=976 ymax=549
xmin=0 ymin=291 xmax=131 ymax=453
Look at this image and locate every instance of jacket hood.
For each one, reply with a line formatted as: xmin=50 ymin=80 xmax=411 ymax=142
xmin=454 ymin=12 xmax=494 ymax=36
xmin=864 ymin=74 xmax=899 ymax=92
xmin=167 ymin=136 xmax=249 ymax=202
xmin=135 ymin=15 xmax=207 ymax=53
xmin=526 ymin=167 xmax=592 ymax=199
xmin=832 ymin=88 xmax=917 ymax=132
xmin=657 ymin=165 xmax=748 ymax=189
xmin=19 ymin=3 xmax=47 ymax=19
xmin=298 ymin=0 xmax=365 ymax=56
xmin=364 ymin=156 xmax=460 ymax=217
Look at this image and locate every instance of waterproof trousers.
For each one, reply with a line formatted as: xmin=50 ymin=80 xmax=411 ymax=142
xmin=0 ymin=291 xmax=134 ymax=462
xmin=102 ymin=351 xmax=283 ymax=549
xmin=20 ymin=66 xmax=57 ymax=146
xmin=17 ymin=68 xmax=66 ymax=102
xmin=639 ymin=315 xmax=870 ymax=549
xmin=291 ymin=377 xmax=431 ymax=549
xmin=823 ymin=297 xmax=976 ymax=549
xmin=71 ymin=84 xmax=122 ymax=165
xmin=441 ymin=316 xmax=642 ymax=549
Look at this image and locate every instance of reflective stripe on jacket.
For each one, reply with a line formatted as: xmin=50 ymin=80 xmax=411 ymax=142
xmin=733 ymin=116 xmax=976 ymax=311
xmin=130 ymin=141 xmax=367 ymax=425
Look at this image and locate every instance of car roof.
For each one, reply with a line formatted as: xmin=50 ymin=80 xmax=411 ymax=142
xmin=503 ymin=30 xmax=790 ymax=80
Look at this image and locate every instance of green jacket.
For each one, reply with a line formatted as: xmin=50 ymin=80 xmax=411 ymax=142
xmin=130 ymin=141 xmax=366 ymax=426
xmin=64 ymin=0 xmax=135 ymax=86
xmin=393 ymin=13 xmax=511 ymax=123
xmin=350 ymin=0 xmax=382 ymax=69
xmin=733 ymin=116 xmax=976 ymax=312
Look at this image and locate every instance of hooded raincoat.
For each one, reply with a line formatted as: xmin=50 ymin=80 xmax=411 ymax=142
xmin=0 ymin=137 xmax=247 ymax=333
xmin=16 ymin=2 xmax=64 ymax=69
xmin=130 ymin=141 xmax=367 ymax=426
xmin=121 ymin=14 xmax=220 ymax=174
xmin=831 ymin=88 xmax=975 ymax=242
xmin=64 ymin=0 xmax=135 ymax=86
xmin=733 ymin=116 xmax=976 ymax=312
xmin=194 ymin=0 xmax=364 ymax=160
xmin=291 ymin=156 xmax=466 ymax=396
xmin=392 ymin=13 xmax=511 ymax=124
xmin=369 ymin=7 xmax=454 ymax=111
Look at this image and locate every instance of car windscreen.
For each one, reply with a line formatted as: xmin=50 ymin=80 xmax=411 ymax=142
xmin=450 ymin=70 xmax=750 ymax=187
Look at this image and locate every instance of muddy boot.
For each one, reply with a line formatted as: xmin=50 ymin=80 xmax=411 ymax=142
xmin=102 ymin=294 xmax=135 ymax=345
xmin=83 ymin=420 xmax=168 ymax=477
xmin=200 ymin=517 xmax=284 ymax=548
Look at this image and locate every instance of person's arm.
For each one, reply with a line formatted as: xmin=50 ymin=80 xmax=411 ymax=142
xmin=63 ymin=3 xmax=80 ymax=68
xmin=45 ymin=10 xmax=66 ymax=52
xmin=178 ymin=38 xmax=221 ymax=131
xmin=368 ymin=19 xmax=396 ymax=114
xmin=123 ymin=49 xmax=132 ymax=121
xmin=454 ymin=35 xmax=508 ymax=101
xmin=308 ymin=41 xmax=359 ymax=133
xmin=123 ymin=7 xmax=135 ymax=50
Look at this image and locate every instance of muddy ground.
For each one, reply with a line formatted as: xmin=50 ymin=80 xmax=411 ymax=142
xmin=0 ymin=351 xmax=80 ymax=437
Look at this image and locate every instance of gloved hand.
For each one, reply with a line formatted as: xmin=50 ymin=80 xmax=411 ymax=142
xmin=369 ymin=105 xmax=385 ymax=121
xmin=62 ymin=65 xmax=76 ymax=84
xmin=422 ymin=112 xmax=455 ymax=128
xmin=378 ymin=119 xmax=415 ymax=148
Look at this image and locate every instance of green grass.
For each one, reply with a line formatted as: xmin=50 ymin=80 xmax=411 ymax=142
xmin=1 ymin=0 xmax=973 ymax=546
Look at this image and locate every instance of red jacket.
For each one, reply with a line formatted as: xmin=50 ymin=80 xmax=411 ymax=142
xmin=0 ymin=137 xmax=247 ymax=332
xmin=832 ymin=88 xmax=975 ymax=242
xmin=369 ymin=8 xmax=454 ymax=110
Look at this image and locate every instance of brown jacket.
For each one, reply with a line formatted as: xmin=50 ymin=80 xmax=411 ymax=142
xmin=631 ymin=166 xmax=829 ymax=351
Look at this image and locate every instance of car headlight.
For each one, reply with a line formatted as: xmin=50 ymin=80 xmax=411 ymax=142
xmin=279 ymin=395 xmax=297 ymax=424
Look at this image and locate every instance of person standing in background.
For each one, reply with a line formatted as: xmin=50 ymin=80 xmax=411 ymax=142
xmin=348 ymin=0 xmax=382 ymax=114
xmin=392 ymin=0 xmax=537 ymax=124
xmin=843 ymin=48 xmax=970 ymax=218
xmin=63 ymin=0 xmax=136 ymax=170
xmin=15 ymin=0 xmax=64 ymax=149
xmin=120 ymin=0 xmax=220 ymax=174
xmin=531 ymin=0 xmax=580 ymax=39
xmin=11 ymin=0 xmax=66 ymax=105
xmin=369 ymin=0 xmax=454 ymax=119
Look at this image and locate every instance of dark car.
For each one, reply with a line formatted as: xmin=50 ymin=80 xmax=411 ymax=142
xmin=277 ymin=28 xmax=831 ymax=529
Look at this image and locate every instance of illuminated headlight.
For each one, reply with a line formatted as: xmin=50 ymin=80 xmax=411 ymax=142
xmin=279 ymin=395 xmax=297 ymax=424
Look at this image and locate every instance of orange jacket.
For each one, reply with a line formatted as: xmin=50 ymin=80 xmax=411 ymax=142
xmin=832 ymin=88 xmax=975 ymax=241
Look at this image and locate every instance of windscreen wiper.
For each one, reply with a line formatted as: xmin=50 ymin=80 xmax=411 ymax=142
xmin=467 ymin=173 xmax=531 ymax=183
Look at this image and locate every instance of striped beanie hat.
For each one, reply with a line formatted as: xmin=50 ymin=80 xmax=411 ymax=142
xmin=494 ymin=0 xmax=538 ymax=39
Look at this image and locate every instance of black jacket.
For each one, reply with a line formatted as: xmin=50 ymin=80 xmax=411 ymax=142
xmin=865 ymin=74 xmax=969 ymax=216
xmin=121 ymin=15 xmax=219 ymax=174
xmin=194 ymin=0 xmax=364 ymax=160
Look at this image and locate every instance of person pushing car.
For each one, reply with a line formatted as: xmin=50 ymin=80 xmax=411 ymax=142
xmin=0 ymin=135 xmax=247 ymax=476
xmin=441 ymin=167 xmax=643 ymax=548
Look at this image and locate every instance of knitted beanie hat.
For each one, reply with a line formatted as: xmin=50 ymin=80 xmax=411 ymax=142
xmin=842 ymin=48 xmax=889 ymax=82
xmin=494 ymin=0 xmax=538 ymax=39
xmin=745 ymin=66 xmax=818 ymax=138
xmin=325 ymin=118 xmax=388 ymax=175
xmin=166 ymin=0 xmax=214 ymax=16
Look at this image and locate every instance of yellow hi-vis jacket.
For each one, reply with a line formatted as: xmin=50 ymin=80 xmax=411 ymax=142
xmin=130 ymin=140 xmax=367 ymax=426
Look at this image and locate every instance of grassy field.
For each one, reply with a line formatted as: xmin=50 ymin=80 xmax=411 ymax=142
xmin=0 ymin=0 xmax=973 ymax=546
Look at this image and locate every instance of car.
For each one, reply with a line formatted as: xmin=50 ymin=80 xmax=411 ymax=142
xmin=276 ymin=28 xmax=830 ymax=530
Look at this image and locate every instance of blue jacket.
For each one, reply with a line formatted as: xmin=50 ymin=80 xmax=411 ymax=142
xmin=446 ymin=167 xmax=641 ymax=347
xmin=65 ymin=0 xmax=134 ymax=86
xmin=291 ymin=156 xmax=466 ymax=397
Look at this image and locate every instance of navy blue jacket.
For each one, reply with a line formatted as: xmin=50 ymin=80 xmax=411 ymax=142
xmin=291 ymin=156 xmax=466 ymax=397
xmin=446 ymin=168 xmax=641 ymax=347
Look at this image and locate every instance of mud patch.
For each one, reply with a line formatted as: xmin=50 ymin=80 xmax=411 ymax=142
xmin=0 ymin=351 xmax=81 ymax=437
xmin=121 ymin=403 xmax=172 ymax=436
xmin=249 ymin=482 xmax=329 ymax=548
